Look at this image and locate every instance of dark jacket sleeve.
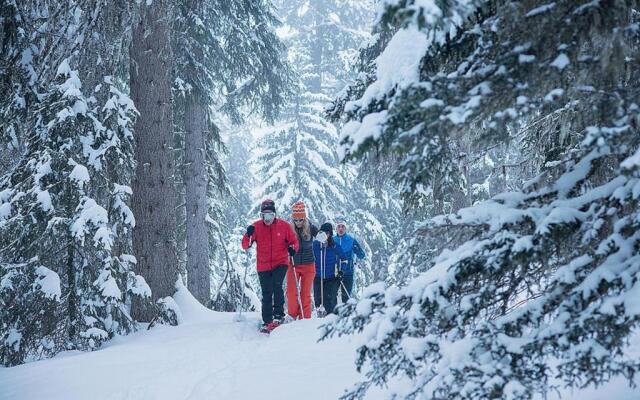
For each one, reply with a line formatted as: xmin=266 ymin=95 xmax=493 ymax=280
xmin=312 ymin=240 xmax=321 ymax=262
xmin=353 ymin=239 xmax=365 ymax=259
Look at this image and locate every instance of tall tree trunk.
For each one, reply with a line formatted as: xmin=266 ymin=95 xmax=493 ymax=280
xmin=130 ymin=0 xmax=178 ymax=321
xmin=184 ymin=93 xmax=210 ymax=305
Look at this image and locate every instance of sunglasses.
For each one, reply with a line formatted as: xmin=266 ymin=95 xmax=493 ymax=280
xmin=293 ymin=218 xmax=305 ymax=223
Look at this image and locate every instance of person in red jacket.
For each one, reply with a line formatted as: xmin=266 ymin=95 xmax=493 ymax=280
xmin=242 ymin=199 xmax=298 ymax=332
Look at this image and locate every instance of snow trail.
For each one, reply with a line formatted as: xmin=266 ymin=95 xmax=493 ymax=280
xmin=0 ymin=287 xmax=366 ymax=400
xmin=1 ymin=285 xmax=638 ymax=400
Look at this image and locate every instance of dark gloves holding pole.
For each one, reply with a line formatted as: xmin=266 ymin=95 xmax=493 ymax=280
xmin=246 ymin=225 xmax=255 ymax=236
xmin=287 ymin=246 xmax=296 ymax=257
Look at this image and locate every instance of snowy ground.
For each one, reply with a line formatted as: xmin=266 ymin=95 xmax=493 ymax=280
xmin=0 ymin=288 xmax=373 ymax=400
xmin=1 ymin=288 xmax=639 ymax=400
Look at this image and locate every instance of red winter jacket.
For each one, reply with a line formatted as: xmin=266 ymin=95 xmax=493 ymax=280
xmin=242 ymin=218 xmax=299 ymax=272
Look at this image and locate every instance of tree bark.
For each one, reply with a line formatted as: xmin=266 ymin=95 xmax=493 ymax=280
xmin=130 ymin=0 xmax=179 ymax=321
xmin=184 ymin=93 xmax=211 ymax=305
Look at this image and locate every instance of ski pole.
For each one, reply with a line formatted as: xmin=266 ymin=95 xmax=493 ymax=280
xmin=321 ymin=245 xmax=324 ymax=306
xmin=236 ymin=250 xmax=250 ymax=322
xmin=317 ymin=242 xmax=327 ymax=317
xmin=339 ymin=279 xmax=351 ymax=301
xmin=291 ymin=256 xmax=305 ymax=319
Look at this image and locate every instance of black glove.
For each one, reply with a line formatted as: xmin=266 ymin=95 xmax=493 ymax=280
xmin=337 ymin=269 xmax=344 ymax=280
xmin=287 ymin=246 xmax=296 ymax=257
xmin=246 ymin=225 xmax=255 ymax=236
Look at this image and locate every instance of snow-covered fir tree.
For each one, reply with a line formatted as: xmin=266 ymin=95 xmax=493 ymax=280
xmin=172 ymin=0 xmax=291 ymax=306
xmin=251 ymin=0 xmax=410 ymax=292
xmin=251 ymin=0 xmax=372 ymax=221
xmin=0 ymin=1 xmax=150 ymax=366
xmin=0 ymin=2 xmax=25 ymax=177
xmin=210 ymin=126 xmax=262 ymax=312
xmin=325 ymin=1 xmax=640 ymax=399
xmin=351 ymin=168 xmax=409 ymax=284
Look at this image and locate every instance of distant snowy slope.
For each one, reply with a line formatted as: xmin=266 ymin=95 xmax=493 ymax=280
xmin=1 ymin=286 xmax=638 ymax=400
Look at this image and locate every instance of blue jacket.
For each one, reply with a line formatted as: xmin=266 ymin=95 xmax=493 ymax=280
xmin=313 ymin=240 xmax=345 ymax=279
xmin=335 ymin=234 xmax=365 ymax=276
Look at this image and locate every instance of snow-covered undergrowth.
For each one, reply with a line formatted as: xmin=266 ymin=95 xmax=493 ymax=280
xmin=1 ymin=286 xmax=638 ymax=400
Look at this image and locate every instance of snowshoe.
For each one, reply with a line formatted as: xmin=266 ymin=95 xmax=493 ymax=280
xmin=268 ymin=319 xmax=281 ymax=330
xmin=259 ymin=323 xmax=272 ymax=334
xmin=259 ymin=319 xmax=281 ymax=334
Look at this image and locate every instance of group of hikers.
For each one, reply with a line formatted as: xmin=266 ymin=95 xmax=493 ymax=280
xmin=241 ymin=199 xmax=365 ymax=333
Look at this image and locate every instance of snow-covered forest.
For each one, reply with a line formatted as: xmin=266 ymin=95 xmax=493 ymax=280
xmin=1 ymin=1 xmax=639 ymax=399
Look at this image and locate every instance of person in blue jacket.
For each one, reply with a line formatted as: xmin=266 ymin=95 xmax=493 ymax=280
xmin=334 ymin=216 xmax=365 ymax=303
xmin=312 ymin=222 xmax=344 ymax=315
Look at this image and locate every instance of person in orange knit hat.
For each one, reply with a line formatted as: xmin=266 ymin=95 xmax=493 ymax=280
xmin=287 ymin=201 xmax=317 ymax=319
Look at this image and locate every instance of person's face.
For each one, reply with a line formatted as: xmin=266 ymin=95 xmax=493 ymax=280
xmin=336 ymin=223 xmax=346 ymax=236
xmin=262 ymin=211 xmax=275 ymax=225
xmin=293 ymin=218 xmax=305 ymax=228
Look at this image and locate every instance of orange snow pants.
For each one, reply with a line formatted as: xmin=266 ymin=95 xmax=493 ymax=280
xmin=286 ymin=263 xmax=315 ymax=319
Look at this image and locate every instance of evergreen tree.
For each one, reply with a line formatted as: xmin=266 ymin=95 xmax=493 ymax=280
xmin=0 ymin=0 xmax=148 ymax=366
xmin=212 ymin=126 xmax=261 ymax=312
xmin=350 ymin=174 xmax=405 ymax=285
xmin=252 ymin=0 xmax=372 ymax=223
xmin=325 ymin=1 xmax=640 ymax=399
xmin=172 ymin=0 xmax=291 ymax=305
xmin=252 ymin=0 xmax=407 ymax=294
xmin=0 ymin=1 xmax=26 ymax=176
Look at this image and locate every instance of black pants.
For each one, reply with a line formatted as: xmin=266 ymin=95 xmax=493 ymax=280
xmin=339 ymin=274 xmax=354 ymax=303
xmin=258 ymin=264 xmax=287 ymax=324
xmin=313 ymin=277 xmax=339 ymax=314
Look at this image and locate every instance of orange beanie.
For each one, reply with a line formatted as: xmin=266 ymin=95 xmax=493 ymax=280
xmin=292 ymin=201 xmax=307 ymax=219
